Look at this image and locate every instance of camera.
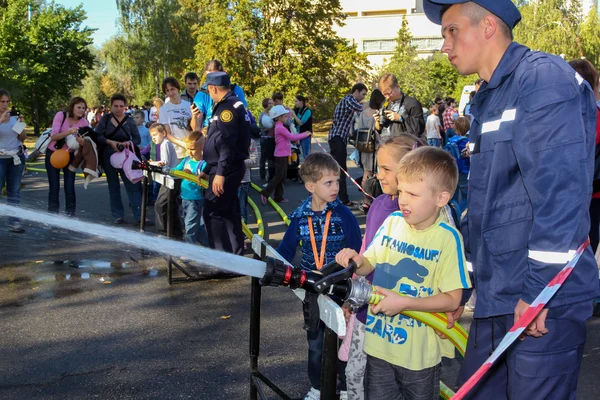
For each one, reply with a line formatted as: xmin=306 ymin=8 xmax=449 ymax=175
xmin=377 ymin=108 xmax=387 ymax=126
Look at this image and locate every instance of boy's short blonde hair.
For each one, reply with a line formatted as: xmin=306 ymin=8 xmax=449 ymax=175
xmin=185 ymin=130 xmax=204 ymax=145
xmin=396 ymin=147 xmax=458 ymax=194
xmin=185 ymin=131 xmax=205 ymax=155
xmin=300 ymin=152 xmax=340 ymax=183
xmin=149 ymin=123 xmax=167 ymax=136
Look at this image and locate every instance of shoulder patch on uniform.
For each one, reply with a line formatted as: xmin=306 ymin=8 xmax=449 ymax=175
xmin=233 ymin=101 xmax=244 ymax=109
xmin=220 ymin=110 xmax=233 ymax=123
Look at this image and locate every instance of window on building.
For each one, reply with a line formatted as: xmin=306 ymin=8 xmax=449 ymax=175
xmin=362 ymin=9 xmax=407 ymax=17
xmin=362 ymin=39 xmax=397 ymax=53
xmin=411 ymin=37 xmax=444 ymax=51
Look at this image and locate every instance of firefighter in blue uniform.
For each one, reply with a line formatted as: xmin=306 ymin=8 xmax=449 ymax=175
xmin=424 ymin=1 xmax=600 ymax=398
xmin=202 ymin=72 xmax=250 ymax=255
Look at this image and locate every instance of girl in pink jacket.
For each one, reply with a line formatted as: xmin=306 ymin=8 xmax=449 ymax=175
xmin=261 ymin=105 xmax=311 ymax=203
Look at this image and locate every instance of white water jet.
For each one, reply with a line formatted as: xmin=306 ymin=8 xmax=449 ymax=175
xmin=0 ymin=204 xmax=266 ymax=279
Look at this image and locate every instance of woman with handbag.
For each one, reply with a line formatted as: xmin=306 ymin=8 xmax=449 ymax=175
xmin=95 ymin=93 xmax=143 ymax=225
xmin=0 ymin=89 xmax=27 ymax=233
xmin=355 ymin=89 xmax=385 ymax=212
xmin=46 ymin=97 xmax=90 ymax=216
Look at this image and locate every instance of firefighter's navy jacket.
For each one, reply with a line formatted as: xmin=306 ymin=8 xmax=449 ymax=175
xmin=463 ymin=42 xmax=600 ymax=318
xmin=203 ymin=91 xmax=250 ymax=177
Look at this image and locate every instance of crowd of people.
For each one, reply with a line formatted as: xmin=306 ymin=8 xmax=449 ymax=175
xmin=1 ymin=0 xmax=600 ymax=399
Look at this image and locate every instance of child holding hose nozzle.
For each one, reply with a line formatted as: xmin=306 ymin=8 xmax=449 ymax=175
xmin=336 ymin=146 xmax=471 ymax=399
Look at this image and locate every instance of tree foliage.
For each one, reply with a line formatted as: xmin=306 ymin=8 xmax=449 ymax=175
xmin=514 ymin=0 xmax=583 ymax=59
xmin=383 ymin=3 xmax=600 ymax=109
xmin=183 ymin=0 xmax=370 ymax=117
xmin=0 ymin=0 xmax=94 ymax=133
xmin=384 ymin=17 xmax=476 ymax=107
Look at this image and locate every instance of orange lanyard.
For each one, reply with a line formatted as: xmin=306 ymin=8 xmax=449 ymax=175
xmin=308 ymin=210 xmax=332 ymax=270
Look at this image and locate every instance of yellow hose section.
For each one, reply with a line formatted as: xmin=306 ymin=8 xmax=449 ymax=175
xmin=249 ymin=182 xmax=290 ymax=226
xmin=168 ymin=170 xmax=261 ymax=239
xmin=26 ymin=166 xmax=85 ymax=178
xmin=368 ymin=290 xmax=468 ymax=357
xmin=247 ymin=197 xmax=264 ymax=238
xmin=440 ymin=381 xmax=454 ymax=399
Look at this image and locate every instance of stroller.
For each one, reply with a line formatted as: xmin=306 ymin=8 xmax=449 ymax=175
xmin=287 ymin=144 xmax=302 ymax=182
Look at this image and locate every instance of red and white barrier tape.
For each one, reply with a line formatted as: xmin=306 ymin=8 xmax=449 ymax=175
xmin=312 ymin=137 xmax=374 ymax=200
xmin=452 ymin=239 xmax=590 ymax=399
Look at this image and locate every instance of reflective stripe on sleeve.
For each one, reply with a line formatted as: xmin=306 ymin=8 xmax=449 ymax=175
xmin=233 ymin=101 xmax=244 ymax=108
xmin=481 ymin=109 xmax=516 ymax=134
xmin=528 ymin=249 xmax=576 ymax=264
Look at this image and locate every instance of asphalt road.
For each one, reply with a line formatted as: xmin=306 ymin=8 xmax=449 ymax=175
xmin=1 ymin=143 xmax=599 ymax=399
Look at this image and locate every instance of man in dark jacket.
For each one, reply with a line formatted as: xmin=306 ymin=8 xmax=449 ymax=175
xmin=425 ymin=0 xmax=600 ymax=399
xmin=375 ymin=73 xmax=425 ymax=138
xmin=202 ymin=71 xmax=250 ymax=255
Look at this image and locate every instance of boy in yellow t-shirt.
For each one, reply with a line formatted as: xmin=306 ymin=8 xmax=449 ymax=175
xmin=336 ymin=146 xmax=471 ymax=399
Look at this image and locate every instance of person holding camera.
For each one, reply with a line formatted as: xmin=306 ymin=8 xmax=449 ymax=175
xmin=375 ymin=73 xmax=425 ymax=140
xmin=46 ymin=97 xmax=90 ymax=216
xmin=95 ymin=93 xmax=143 ymax=225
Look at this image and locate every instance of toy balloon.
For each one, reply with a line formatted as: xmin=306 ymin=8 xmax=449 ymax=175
xmin=50 ymin=149 xmax=70 ymax=169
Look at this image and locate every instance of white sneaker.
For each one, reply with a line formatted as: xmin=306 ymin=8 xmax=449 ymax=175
xmin=304 ymin=387 xmax=320 ymax=400
xmin=339 ymin=391 xmax=348 ymax=400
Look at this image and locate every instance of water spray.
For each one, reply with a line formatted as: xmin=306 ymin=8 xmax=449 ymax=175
xmin=0 ymin=204 xmax=267 ymax=279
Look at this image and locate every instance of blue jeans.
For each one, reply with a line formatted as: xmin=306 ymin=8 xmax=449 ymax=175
xmin=238 ymin=182 xmax=250 ymax=223
xmin=45 ymin=149 xmax=76 ymax=214
xmin=101 ymin=148 xmax=142 ymax=221
xmin=306 ymin=323 xmax=347 ymax=391
xmin=182 ymin=199 xmax=208 ymax=245
xmin=365 ymin=355 xmax=440 ymax=400
xmin=427 ymin=138 xmax=441 ymax=147
xmin=300 ymin=136 xmax=311 ymax=160
xmin=0 ymin=154 xmax=25 ymax=224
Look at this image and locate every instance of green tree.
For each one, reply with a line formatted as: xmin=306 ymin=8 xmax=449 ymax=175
xmin=115 ymin=0 xmax=197 ymax=97
xmin=185 ymin=0 xmax=370 ymax=118
xmin=514 ymin=0 xmax=583 ymax=59
xmin=384 ymin=17 xmax=477 ymax=108
xmin=580 ymin=6 xmax=600 ymax=67
xmin=0 ymin=0 xmax=94 ymax=133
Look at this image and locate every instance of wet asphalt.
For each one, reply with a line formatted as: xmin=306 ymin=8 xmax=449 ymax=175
xmin=1 ymin=143 xmax=600 ymax=399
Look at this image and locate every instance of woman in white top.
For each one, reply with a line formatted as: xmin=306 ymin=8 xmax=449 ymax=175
xmin=0 ymin=89 xmax=27 ymax=232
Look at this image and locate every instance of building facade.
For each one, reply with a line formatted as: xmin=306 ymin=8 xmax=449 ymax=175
xmin=335 ymin=0 xmax=443 ymax=69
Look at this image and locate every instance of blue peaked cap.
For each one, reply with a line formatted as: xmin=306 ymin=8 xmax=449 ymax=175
xmin=423 ymin=0 xmax=521 ymax=29
xmin=205 ymin=71 xmax=231 ymax=87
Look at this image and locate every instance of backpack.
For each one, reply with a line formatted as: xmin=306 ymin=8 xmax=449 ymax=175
xmin=443 ymin=136 xmax=470 ymax=175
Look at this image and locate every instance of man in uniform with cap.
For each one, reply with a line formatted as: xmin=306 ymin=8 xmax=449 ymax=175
xmin=423 ymin=1 xmax=599 ymax=398
xmin=202 ymin=71 xmax=250 ymax=255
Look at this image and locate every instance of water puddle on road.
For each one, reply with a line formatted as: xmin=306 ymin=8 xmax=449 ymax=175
xmin=0 ymin=257 xmax=164 ymax=310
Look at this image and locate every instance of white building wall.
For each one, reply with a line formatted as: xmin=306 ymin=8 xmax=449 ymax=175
xmin=336 ymin=0 xmax=443 ymax=70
